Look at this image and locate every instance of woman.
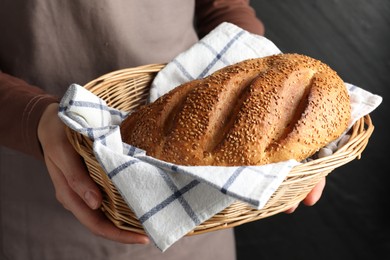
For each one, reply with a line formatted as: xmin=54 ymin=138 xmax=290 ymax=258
xmin=0 ymin=1 xmax=324 ymax=259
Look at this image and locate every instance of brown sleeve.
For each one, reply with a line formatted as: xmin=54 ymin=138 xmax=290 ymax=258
xmin=195 ymin=0 xmax=265 ymax=38
xmin=0 ymin=72 xmax=59 ymax=159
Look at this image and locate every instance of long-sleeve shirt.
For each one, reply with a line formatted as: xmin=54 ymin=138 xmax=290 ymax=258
xmin=0 ymin=0 xmax=264 ymax=159
xmin=0 ymin=1 xmax=264 ymax=259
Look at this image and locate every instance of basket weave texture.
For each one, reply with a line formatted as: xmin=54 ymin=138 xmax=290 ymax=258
xmin=66 ymin=64 xmax=374 ymax=236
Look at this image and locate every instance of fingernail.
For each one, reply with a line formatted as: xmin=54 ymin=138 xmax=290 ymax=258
xmin=140 ymin=237 xmax=150 ymax=245
xmin=85 ymin=191 xmax=99 ymax=209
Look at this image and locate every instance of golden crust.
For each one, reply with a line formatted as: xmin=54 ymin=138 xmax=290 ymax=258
xmin=120 ymin=53 xmax=351 ymax=166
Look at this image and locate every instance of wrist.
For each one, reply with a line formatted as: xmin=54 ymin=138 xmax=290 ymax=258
xmin=37 ymin=103 xmax=60 ymax=152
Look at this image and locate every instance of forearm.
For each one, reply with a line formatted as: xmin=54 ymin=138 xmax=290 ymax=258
xmin=0 ymin=72 xmax=59 ymax=159
xmin=195 ymin=0 xmax=265 ymax=38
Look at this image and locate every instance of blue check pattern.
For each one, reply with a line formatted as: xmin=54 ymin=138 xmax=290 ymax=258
xmin=59 ymin=81 xmax=295 ymax=252
xmin=58 ymin=22 xmax=385 ymax=252
xmin=148 ymin=22 xmax=282 ymax=103
xmin=58 ymin=23 xmax=292 ymax=252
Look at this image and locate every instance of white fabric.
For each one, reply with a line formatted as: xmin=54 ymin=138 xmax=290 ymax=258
xmin=149 ymin=22 xmax=281 ymax=102
xmin=58 ymin=22 xmax=382 ymax=252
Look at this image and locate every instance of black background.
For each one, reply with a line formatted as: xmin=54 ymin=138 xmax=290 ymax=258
xmin=235 ymin=1 xmax=389 ymax=259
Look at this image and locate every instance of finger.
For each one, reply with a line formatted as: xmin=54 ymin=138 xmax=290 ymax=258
xmin=59 ymin=146 xmax=102 ymax=209
xmin=284 ymin=203 xmax=299 ymax=214
xmin=45 ymin=155 xmax=68 ymax=209
xmin=51 ymin=122 xmax=102 ymax=209
xmin=303 ymin=177 xmax=326 ymax=206
xmin=46 ymin=157 xmax=149 ymax=244
xmin=79 ymin=203 xmax=150 ymax=244
xmin=39 ymin=106 xmax=102 ymax=210
xmin=71 ymin=194 xmax=150 ymax=244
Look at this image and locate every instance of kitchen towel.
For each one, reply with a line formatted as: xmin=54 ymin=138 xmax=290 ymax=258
xmin=58 ymin=22 xmax=382 ymax=251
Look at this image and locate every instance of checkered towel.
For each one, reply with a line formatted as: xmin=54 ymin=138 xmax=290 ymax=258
xmin=58 ymin=22 xmax=382 ymax=251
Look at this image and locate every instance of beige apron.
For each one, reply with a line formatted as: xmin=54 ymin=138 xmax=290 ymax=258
xmin=0 ymin=1 xmax=236 ymax=259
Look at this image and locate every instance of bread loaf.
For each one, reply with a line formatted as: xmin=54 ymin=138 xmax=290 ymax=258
xmin=120 ymin=53 xmax=351 ymax=166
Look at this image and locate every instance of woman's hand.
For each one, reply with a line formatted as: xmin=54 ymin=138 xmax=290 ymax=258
xmin=284 ymin=177 xmax=326 ymax=214
xmin=38 ymin=103 xmax=149 ymax=244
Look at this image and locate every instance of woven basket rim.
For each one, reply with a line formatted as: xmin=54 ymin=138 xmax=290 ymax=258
xmin=65 ymin=64 xmax=375 ymax=235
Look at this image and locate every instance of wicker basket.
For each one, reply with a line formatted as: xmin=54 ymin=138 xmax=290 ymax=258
xmin=65 ymin=63 xmax=374 ymax=236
